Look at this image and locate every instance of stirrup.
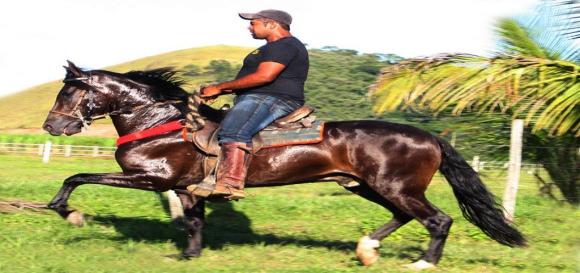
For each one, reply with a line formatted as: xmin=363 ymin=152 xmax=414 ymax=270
xmin=187 ymin=174 xmax=216 ymax=197
xmin=212 ymin=185 xmax=245 ymax=200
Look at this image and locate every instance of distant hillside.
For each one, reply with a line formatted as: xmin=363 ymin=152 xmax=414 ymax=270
xmin=0 ymin=45 xmax=252 ymax=131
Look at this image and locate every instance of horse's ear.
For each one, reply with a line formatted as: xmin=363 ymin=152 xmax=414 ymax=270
xmin=65 ymin=60 xmax=85 ymax=77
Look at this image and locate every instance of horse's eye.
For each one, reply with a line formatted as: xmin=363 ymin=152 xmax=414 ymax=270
xmin=61 ymin=89 xmax=78 ymax=98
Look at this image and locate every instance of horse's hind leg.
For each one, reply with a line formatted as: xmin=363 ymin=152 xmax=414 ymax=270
xmin=346 ymin=185 xmax=413 ymax=265
xmin=176 ymin=192 xmax=205 ymax=258
xmin=398 ymin=195 xmax=452 ymax=269
xmin=377 ymin=188 xmax=452 ymax=270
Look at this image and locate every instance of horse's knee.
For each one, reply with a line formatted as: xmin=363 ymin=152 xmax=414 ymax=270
xmin=64 ymin=174 xmax=83 ymax=185
xmin=424 ymin=214 xmax=453 ymax=238
xmin=184 ymin=217 xmax=203 ymax=230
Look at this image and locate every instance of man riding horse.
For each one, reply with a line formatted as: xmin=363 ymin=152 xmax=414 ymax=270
xmin=199 ymin=9 xmax=309 ymax=200
xmin=42 ymin=10 xmax=525 ymax=268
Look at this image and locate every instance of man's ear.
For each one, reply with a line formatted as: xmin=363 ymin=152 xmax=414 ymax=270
xmin=269 ymin=22 xmax=278 ymax=30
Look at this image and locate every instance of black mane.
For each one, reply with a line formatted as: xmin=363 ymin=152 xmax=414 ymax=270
xmin=124 ymin=68 xmax=190 ymax=102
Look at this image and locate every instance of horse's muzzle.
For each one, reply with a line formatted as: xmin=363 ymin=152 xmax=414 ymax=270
xmin=43 ymin=118 xmax=82 ymax=136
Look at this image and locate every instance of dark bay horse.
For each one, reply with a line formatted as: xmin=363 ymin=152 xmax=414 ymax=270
xmin=42 ymin=61 xmax=525 ymax=270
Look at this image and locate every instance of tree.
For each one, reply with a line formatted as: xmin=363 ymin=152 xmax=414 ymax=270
xmin=204 ymin=60 xmax=239 ymax=82
xmin=182 ymin=64 xmax=202 ymax=77
xmin=370 ymin=1 xmax=579 ymax=203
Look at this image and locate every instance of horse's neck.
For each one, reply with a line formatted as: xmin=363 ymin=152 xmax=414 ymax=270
xmin=111 ymin=104 xmax=183 ymax=136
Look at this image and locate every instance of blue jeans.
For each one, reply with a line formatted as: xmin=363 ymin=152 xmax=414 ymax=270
xmin=218 ymin=93 xmax=302 ymax=145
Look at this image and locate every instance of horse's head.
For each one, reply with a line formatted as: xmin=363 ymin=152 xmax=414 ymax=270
xmin=43 ymin=61 xmax=198 ymax=136
xmin=42 ymin=61 xmax=113 ymax=136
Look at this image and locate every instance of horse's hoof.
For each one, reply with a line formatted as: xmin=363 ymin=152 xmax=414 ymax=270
xmin=181 ymin=251 xmax=201 ymax=259
xmin=66 ymin=210 xmax=85 ymax=227
xmin=403 ymin=260 xmax=435 ymax=271
xmin=356 ymin=235 xmax=380 ymax=266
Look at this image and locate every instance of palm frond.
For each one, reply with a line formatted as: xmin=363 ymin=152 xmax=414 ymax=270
xmin=516 ymin=0 xmax=579 ymax=61
xmin=370 ymin=54 xmax=580 ymax=136
xmin=497 ymin=19 xmax=550 ymax=58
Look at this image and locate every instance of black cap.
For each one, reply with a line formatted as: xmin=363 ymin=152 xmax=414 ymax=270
xmin=239 ymin=9 xmax=292 ymax=25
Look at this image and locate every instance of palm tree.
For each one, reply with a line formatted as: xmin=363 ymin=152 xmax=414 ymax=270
xmin=370 ymin=1 xmax=579 ymax=203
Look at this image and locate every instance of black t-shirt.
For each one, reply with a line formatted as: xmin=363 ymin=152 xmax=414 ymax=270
xmin=234 ymin=36 xmax=309 ymax=104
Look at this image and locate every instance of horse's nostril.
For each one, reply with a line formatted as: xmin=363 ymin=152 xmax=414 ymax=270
xmin=43 ymin=123 xmax=53 ymax=132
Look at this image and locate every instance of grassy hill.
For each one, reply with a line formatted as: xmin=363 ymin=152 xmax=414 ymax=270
xmin=0 ymin=45 xmax=252 ymax=131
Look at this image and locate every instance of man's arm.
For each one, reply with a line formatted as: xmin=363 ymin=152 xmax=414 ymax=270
xmin=201 ymin=61 xmax=285 ymax=97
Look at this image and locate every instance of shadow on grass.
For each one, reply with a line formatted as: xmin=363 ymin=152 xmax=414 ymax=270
xmin=380 ymin=245 xmax=425 ymax=260
xmin=68 ymin=201 xmax=357 ymax=254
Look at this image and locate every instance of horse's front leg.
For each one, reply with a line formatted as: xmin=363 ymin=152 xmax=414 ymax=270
xmin=47 ymin=172 xmax=160 ymax=223
xmin=176 ymin=192 xmax=205 ymax=258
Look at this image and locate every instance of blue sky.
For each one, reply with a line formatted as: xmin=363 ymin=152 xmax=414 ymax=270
xmin=0 ymin=0 xmax=540 ymax=97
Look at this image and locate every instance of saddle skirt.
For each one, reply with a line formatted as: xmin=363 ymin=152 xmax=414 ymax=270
xmin=183 ymin=105 xmax=325 ymax=156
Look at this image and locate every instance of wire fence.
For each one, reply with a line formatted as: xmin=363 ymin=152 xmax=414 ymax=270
xmin=0 ymin=142 xmax=559 ymax=167
xmin=0 ymin=142 xmax=115 ymax=159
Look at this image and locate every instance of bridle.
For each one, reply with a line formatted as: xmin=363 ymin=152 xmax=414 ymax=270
xmin=49 ymin=74 xmax=184 ymax=130
xmin=49 ymin=75 xmax=99 ymax=130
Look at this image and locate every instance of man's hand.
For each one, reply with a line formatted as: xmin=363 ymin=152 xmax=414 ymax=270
xmin=200 ymin=85 xmax=222 ymax=98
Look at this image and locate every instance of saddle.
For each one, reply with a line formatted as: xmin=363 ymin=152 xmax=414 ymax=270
xmin=185 ymin=105 xmax=323 ymax=154
xmin=183 ymin=105 xmax=325 ymax=180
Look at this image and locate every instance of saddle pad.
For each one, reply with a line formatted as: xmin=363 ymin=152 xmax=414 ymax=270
xmin=183 ymin=120 xmax=325 ymax=154
xmin=257 ymin=120 xmax=325 ymax=149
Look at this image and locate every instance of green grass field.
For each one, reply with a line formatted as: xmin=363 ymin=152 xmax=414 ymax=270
xmin=0 ymin=154 xmax=577 ymax=273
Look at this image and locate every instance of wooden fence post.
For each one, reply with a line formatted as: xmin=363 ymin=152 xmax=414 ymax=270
xmin=450 ymin=132 xmax=457 ymax=147
xmin=503 ymin=119 xmax=524 ymax=222
xmin=92 ymin=146 xmax=99 ymax=157
xmin=472 ymin=156 xmax=480 ymax=172
xmin=42 ymin=141 xmax=52 ymax=163
xmin=64 ymin=145 xmax=72 ymax=157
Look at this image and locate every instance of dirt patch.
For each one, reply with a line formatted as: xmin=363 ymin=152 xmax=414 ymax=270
xmin=0 ymin=200 xmax=49 ymax=214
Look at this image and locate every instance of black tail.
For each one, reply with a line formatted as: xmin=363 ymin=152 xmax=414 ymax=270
xmin=437 ymin=138 xmax=526 ymax=247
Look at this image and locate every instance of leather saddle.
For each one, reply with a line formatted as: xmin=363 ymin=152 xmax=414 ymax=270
xmin=187 ymin=104 xmax=319 ymax=156
xmin=269 ymin=105 xmax=316 ymax=129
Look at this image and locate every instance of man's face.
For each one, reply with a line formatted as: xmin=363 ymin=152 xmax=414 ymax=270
xmin=248 ymin=19 xmax=273 ymax=39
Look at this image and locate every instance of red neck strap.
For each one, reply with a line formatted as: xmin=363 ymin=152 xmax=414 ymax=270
xmin=116 ymin=120 xmax=184 ymax=147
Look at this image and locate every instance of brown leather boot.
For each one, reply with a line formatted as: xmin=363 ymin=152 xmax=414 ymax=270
xmin=211 ymin=142 xmax=249 ymax=200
